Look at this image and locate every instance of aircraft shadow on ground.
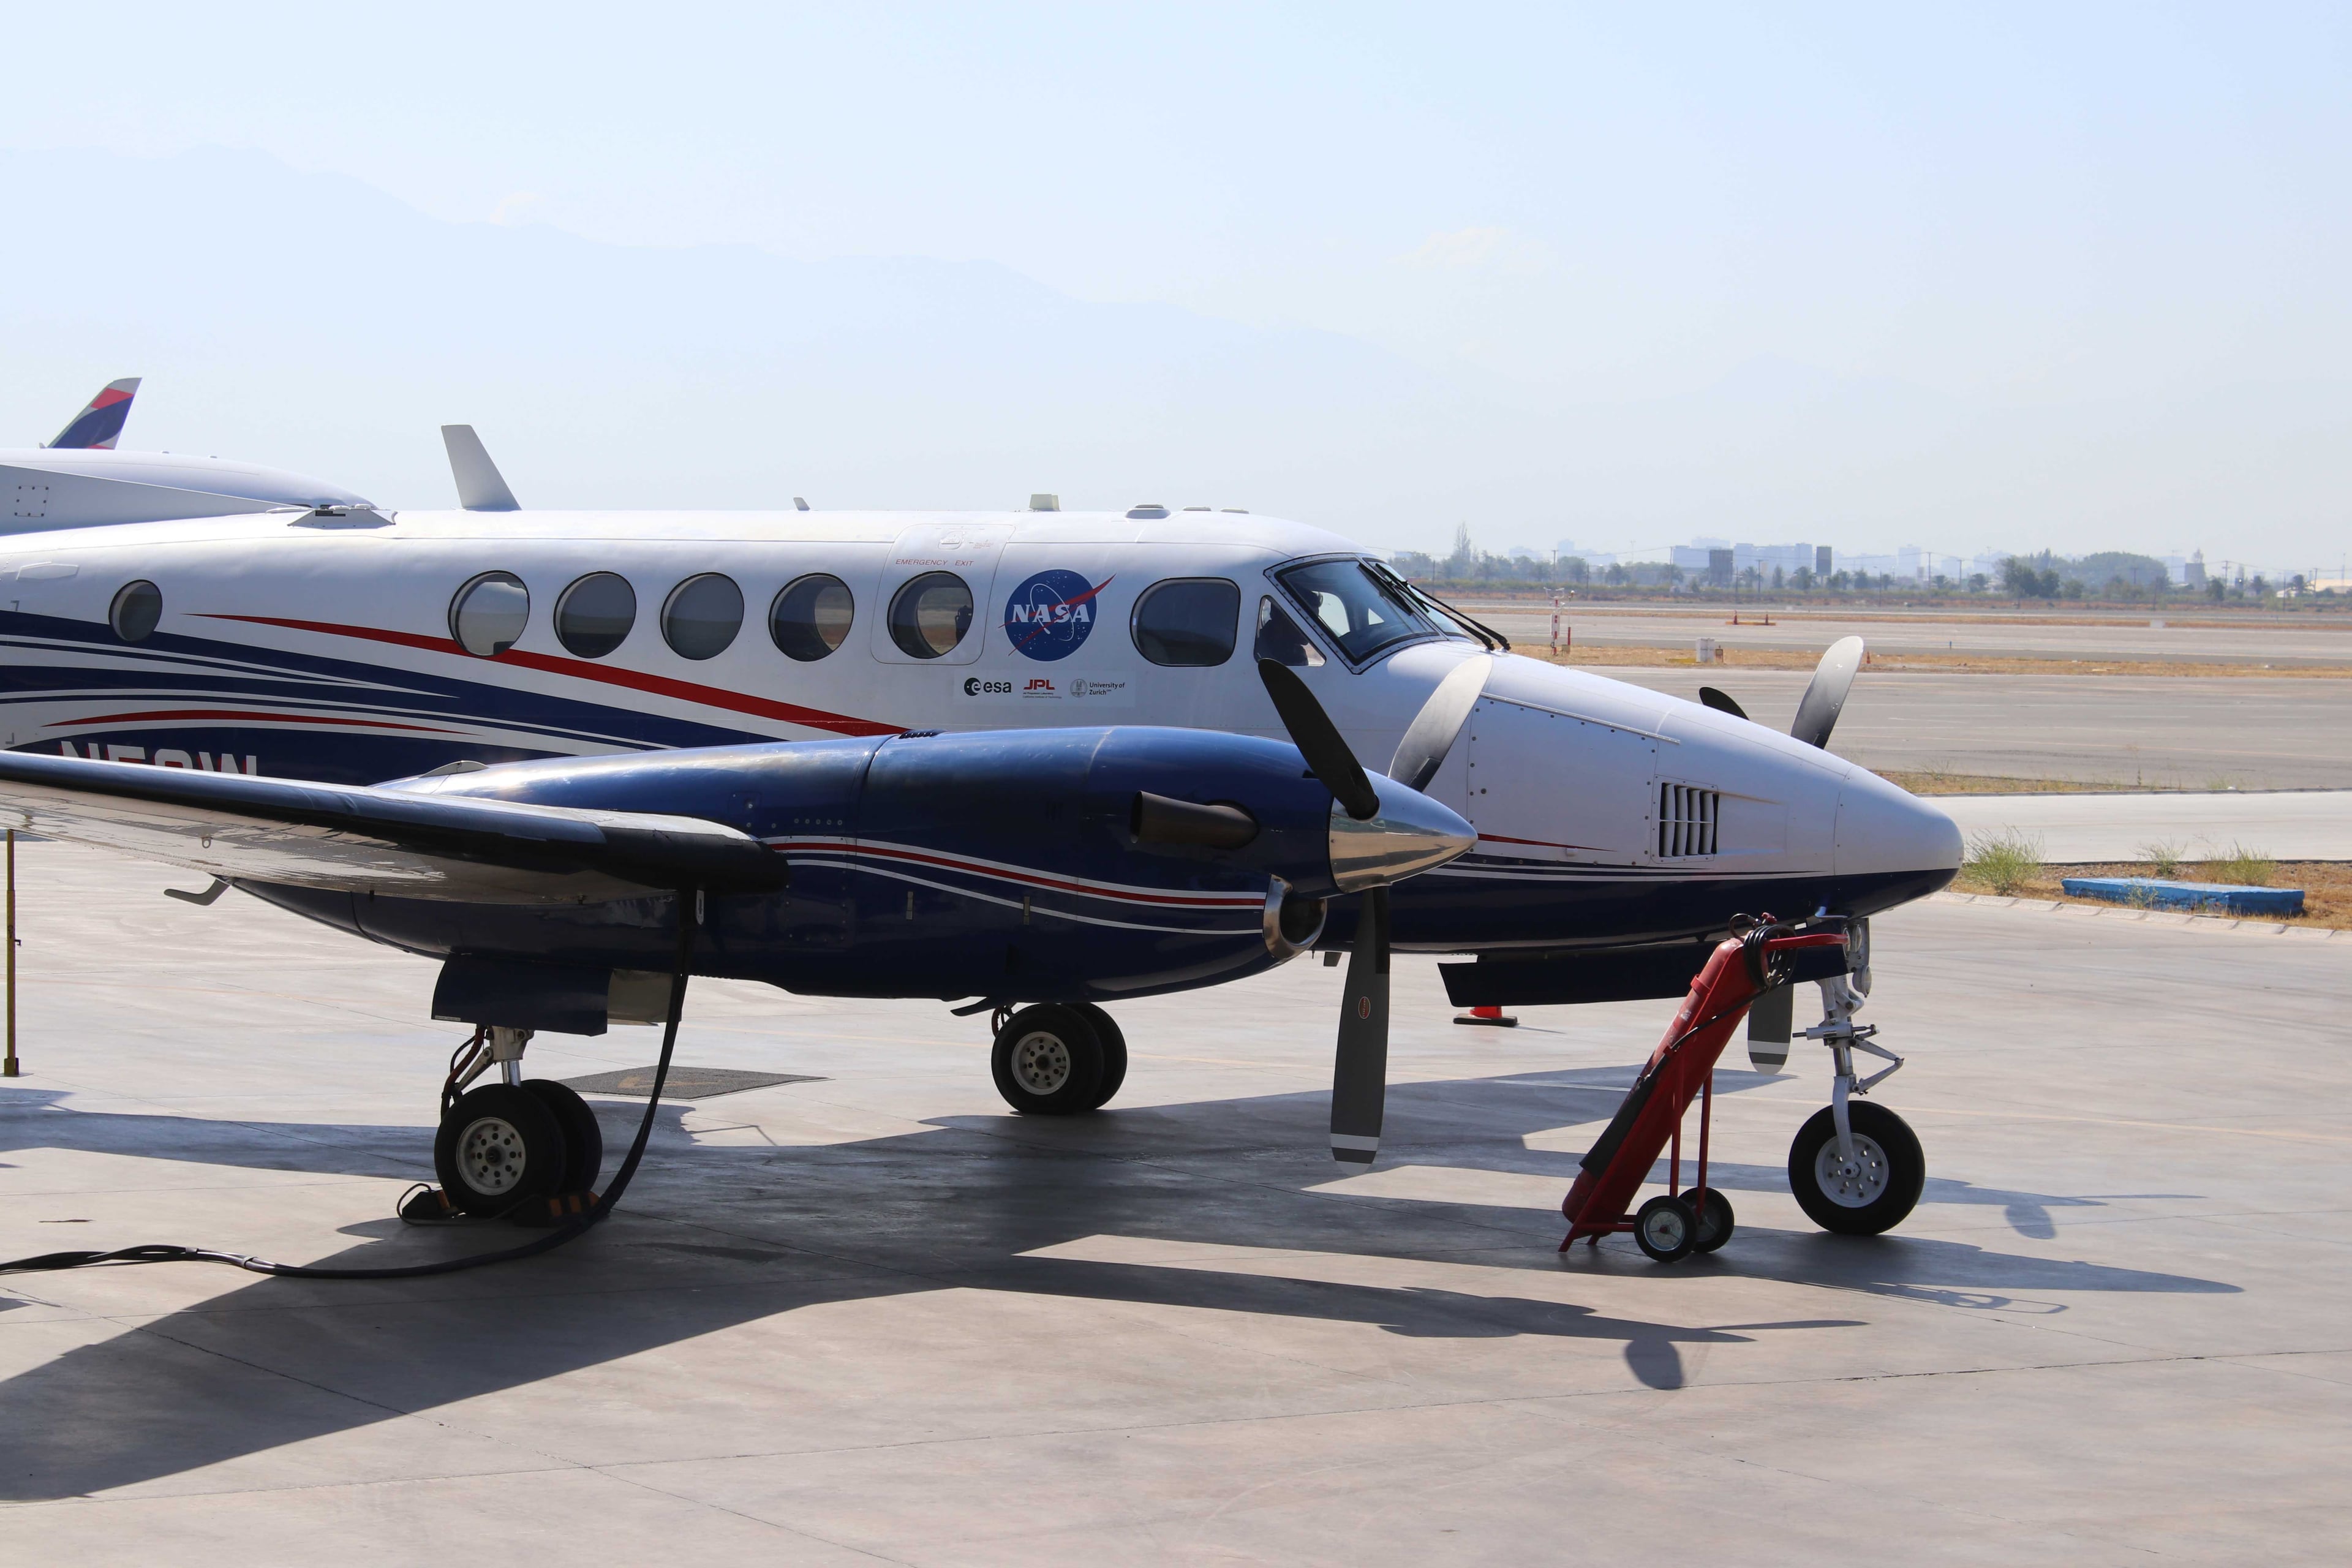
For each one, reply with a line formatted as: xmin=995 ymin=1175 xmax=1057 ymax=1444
xmin=0 ymin=1067 xmax=2238 ymax=1501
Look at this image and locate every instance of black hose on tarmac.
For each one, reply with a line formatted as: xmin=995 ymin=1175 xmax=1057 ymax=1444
xmin=0 ymin=892 xmax=699 ymax=1281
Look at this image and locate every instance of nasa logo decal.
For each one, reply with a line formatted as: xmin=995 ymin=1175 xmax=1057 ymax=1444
xmin=1002 ymin=570 xmax=1112 ymax=662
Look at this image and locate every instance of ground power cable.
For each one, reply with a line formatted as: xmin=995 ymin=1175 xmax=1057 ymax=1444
xmin=0 ymin=893 xmax=698 ymax=1281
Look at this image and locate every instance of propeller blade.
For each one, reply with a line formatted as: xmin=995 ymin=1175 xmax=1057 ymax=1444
xmin=1746 ymin=982 xmax=1793 ymax=1072
xmin=1257 ymin=658 xmax=1381 ymax=820
xmin=1386 ymin=656 xmax=1490 ymax=793
xmin=1790 ymin=636 xmax=1865 ymax=750
xmin=1697 ymin=686 xmax=1747 ymax=720
xmin=1330 ymin=886 xmax=1390 ymax=1164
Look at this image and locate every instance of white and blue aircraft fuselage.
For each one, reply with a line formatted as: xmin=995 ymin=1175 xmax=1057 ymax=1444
xmin=0 ymin=503 xmax=1957 ymax=1000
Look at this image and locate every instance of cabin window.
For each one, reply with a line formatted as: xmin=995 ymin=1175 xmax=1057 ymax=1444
xmin=553 ymin=571 xmax=637 ymax=659
xmin=110 ymin=580 xmax=163 ymax=644
xmin=1253 ymin=595 xmax=1325 ymax=668
xmin=661 ymin=573 xmax=744 ymax=660
xmin=449 ymin=571 xmax=529 ymax=657
xmin=1131 ymin=578 xmax=1239 ymax=667
xmin=1273 ymin=559 xmax=1437 ymax=664
xmin=771 ymin=573 xmax=855 ymax=662
xmin=887 ymin=571 xmax=973 ymax=659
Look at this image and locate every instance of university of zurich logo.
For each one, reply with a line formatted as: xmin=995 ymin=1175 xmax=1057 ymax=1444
xmin=1002 ymin=570 xmax=1111 ymax=662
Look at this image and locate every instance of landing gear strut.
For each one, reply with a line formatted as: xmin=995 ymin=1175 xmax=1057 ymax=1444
xmin=989 ymin=1003 xmax=1128 ymax=1115
xmin=431 ymin=1026 xmax=605 ymax=1216
xmin=1789 ymin=922 xmax=1922 ymax=1235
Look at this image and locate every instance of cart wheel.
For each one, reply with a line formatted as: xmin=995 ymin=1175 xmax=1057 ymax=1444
xmin=1633 ymin=1194 xmax=1698 ymax=1262
xmin=1788 ymin=1101 xmax=1925 ymax=1235
xmin=1688 ymin=1186 xmax=1736 ymax=1253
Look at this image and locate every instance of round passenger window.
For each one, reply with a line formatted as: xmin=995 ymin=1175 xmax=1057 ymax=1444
xmin=110 ymin=579 xmax=163 ymax=644
xmin=770 ymin=573 xmax=854 ymax=662
xmin=1131 ymin=578 xmax=1239 ymax=667
xmin=887 ymin=572 xmax=973 ymax=659
xmin=448 ymin=571 xmax=529 ymax=657
xmin=553 ymin=572 xmax=637 ymax=659
xmin=661 ymin=573 xmax=744 ymax=660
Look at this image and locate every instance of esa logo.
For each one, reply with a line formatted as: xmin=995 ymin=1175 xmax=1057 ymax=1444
xmin=1003 ymin=570 xmax=1112 ymax=662
xmin=962 ymin=677 xmax=1012 ymax=696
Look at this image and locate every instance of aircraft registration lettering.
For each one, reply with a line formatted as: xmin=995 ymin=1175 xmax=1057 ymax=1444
xmin=55 ymin=741 xmax=257 ymax=774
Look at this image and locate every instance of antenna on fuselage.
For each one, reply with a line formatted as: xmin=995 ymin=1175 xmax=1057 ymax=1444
xmin=440 ymin=425 xmax=520 ymax=511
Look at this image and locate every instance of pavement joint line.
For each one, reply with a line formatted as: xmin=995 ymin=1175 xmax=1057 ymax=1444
xmin=590 ymin=1464 xmax=913 ymax=1561
xmin=554 ymin=1343 xmax=2352 ymax=1477
xmin=1893 ymin=1104 xmax=2351 ymax=1144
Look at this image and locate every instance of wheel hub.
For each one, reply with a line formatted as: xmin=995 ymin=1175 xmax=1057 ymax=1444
xmin=1814 ymin=1133 xmax=1890 ymax=1207
xmin=1011 ymin=1031 xmax=1073 ymax=1095
xmin=458 ymin=1115 xmax=530 ymax=1195
xmin=1641 ymin=1206 xmax=1688 ymax=1250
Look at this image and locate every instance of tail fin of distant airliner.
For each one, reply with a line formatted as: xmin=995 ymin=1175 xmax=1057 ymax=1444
xmin=441 ymin=424 xmax=521 ymax=511
xmin=48 ymin=377 xmax=142 ymax=449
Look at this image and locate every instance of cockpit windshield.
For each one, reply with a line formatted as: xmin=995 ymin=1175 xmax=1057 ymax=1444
xmin=1274 ymin=558 xmax=1444 ymax=664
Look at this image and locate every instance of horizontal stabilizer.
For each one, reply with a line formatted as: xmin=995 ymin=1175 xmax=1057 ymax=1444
xmin=441 ymin=424 xmax=520 ymax=511
xmin=48 ymin=377 xmax=141 ymax=450
xmin=0 ymin=750 xmax=782 ymax=903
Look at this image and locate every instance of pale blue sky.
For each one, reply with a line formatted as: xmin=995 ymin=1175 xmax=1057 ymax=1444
xmin=4 ymin=4 xmax=2347 ymax=568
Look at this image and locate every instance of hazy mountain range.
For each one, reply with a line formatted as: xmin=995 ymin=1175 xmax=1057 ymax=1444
xmin=1 ymin=148 xmax=2342 ymax=570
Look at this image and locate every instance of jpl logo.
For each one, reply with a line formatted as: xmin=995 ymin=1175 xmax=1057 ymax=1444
xmin=1003 ymin=570 xmax=1111 ymax=662
xmin=1022 ymin=677 xmax=1058 ymax=698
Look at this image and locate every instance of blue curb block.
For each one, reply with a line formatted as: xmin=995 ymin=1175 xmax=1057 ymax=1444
xmin=2059 ymin=877 xmax=2305 ymax=916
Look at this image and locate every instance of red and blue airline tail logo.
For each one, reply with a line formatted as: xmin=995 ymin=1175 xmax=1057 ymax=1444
xmin=50 ymin=377 xmax=141 ymax=450
xmin=1003 ymin=570 xmax=1111 ymax=662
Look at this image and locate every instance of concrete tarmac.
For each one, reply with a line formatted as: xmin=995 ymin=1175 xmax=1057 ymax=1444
xmin=1466 ymin=603 xmax=2352 ymax=668
xmin=1610 ymin=668 xmax=2352 ymax=790
xmin=1936 ymin=790 xmax=2352 ymax=863
xmin=2 ymin=843 xmax=2346 ymax=1564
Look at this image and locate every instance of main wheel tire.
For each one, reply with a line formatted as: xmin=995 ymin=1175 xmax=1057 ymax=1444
xmin=1072 ymin=1004 xmax=1128 ymax=1109
xmin=523 ymin=1078 xmax=605 ymax=1193
xmin=434 ymin=1083 xmax=569 ymax=1216
xmin=1633 ymin=1193 xmax=1699 ymax=1262
xmin=1787 ymin=1101 xmax=1925 ymax=1235
xmin=1689 ymin=1186 xmax=1736 ymax=1253
xmin=990 ymin=1005 xmax=1106 ymax=1115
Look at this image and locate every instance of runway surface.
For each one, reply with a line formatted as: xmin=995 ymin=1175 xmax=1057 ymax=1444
xmin=1934 ymin=790 xmax=2352 ymax=862
xmin=1608 ymin=668 xmax=2352 ymax=790
xmin=1463 ymin=602 xmax=2352 ymax=667
xmin=1 ymin=843 xmax=2343 ymax=1563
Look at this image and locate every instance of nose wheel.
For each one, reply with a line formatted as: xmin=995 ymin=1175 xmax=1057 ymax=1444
xmin=1787 ymin=1101 xmax=1924 ymax=1235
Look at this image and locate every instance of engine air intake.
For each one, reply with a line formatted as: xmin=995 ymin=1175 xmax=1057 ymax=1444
xmin=1658 ymin=783 xmax=1720 ymax=859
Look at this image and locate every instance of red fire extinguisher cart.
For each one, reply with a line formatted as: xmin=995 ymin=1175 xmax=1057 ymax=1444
xmin=1561 ymin=919 xmax=1852 ymax=1261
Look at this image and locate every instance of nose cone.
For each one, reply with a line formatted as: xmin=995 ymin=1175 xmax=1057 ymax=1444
xmin=1329 ymin=776 xmax=1478 ymax=892
xmin=1835 ymin=769 xmax=1963 ymax=881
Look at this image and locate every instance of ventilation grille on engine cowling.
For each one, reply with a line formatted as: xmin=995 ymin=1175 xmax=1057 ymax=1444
xmin=1657 ymin=783 xmax=1721 ymax=858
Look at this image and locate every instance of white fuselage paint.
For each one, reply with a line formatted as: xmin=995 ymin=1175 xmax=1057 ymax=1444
xmin=0 ymin=507 xmax=1962 ymax=944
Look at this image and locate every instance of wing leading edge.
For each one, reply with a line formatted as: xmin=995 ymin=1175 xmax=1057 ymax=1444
xmin=0 ymin=751 xmax=782 ymax=904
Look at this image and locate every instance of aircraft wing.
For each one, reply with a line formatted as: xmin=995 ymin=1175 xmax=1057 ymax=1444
xmin=0 ymin=752 xmax=782 ymax=904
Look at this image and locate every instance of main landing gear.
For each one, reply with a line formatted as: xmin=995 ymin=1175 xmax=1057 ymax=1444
xmin=989 ymin=1003 xmax=1128 ymax=1115
xmin=429 ymin=1026 xmax=605 ymax=1218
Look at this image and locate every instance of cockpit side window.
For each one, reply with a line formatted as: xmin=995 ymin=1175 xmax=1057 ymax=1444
xmin=1273 ymin=559 xmax=1439 ymax=664
xmin=1253 ymin=595 xmax=1325 ymax=667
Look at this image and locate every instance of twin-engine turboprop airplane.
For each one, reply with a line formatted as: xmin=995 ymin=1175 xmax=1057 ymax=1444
xmin=0 ymin=498 xmax=1961 ymax=1234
